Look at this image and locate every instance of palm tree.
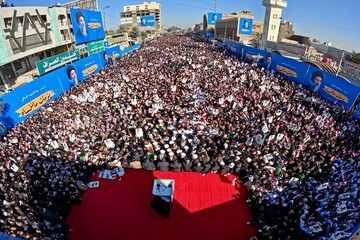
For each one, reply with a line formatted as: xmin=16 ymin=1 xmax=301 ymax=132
xmin=252 ymin=32 xmax=262 ymax=49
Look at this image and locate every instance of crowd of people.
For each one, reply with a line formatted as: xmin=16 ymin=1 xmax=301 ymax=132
xmin=0 ymin=34 xmax=359 ymax=239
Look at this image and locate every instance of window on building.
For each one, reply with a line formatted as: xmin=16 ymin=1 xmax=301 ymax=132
xmin=58 ymin=15 xmax=66 ymax=26
xmin=13 ymin=60 xmax=24 ymax=71
xmin=273 ymin=14 xmax=278 ymax=19
xmin=17 ymin=17 xmax=24 ymax=26
xmin=271 ymin=25 xmax=276 ymax=30
xmin=269 ymin=35 xmax=274 ymax=40
xmin=145 ymin=5 xmax=148 ymax=9
xmin=60 ymin=29 xmax=70 ymax=41
xmin=4 ymin=18 xmax=12 ymax=28
xmin=41 ymin=15 xmax=47 ymax=22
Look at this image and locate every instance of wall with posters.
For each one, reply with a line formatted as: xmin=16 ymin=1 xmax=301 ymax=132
xmin=0 ymin=44 xmax=141 ymax=132
xmin=225 ymin=40 xmax=360 ymax=112
xmin=70 ymin=8 xmax=105 ymax=45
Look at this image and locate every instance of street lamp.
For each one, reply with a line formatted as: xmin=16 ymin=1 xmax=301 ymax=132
xmin=103 ymin=6 xmax=110 ymax=34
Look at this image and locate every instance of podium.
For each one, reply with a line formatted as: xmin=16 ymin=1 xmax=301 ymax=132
xmin=152 ymin=179 xmax=175 ymax=202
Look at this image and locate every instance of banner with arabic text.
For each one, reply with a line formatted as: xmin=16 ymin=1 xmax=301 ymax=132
xmin=36 ymin=49 xmax=80 ymax=75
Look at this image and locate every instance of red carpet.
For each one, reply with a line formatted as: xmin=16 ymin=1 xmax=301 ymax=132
xmin=66 ymin=170 xmax=257 ymax=240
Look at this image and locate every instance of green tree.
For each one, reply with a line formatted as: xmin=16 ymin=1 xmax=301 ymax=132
xmin=345 ymin=51 xmax=360 ymax=64
xmin=207 ymin=27 xmax=215 ymax=34
xmin=141 ymin=31 xmax=148 ymax=41
xmin=116 ymin=26 xmax=128 ymax=34
xmin=129 ymin=27 xmax=139 ymax=39
xmin=251 ymin=32 xmax=262 ymax=49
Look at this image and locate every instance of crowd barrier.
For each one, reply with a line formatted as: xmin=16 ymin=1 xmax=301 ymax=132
xmin=0 ymin=44 xmax=140 ymax=133
xmin=225 ymin=41 xmax=360 ymax=114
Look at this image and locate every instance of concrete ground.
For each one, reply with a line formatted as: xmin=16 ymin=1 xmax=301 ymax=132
xmin=0 ymin=68 xmax=39 ymax=96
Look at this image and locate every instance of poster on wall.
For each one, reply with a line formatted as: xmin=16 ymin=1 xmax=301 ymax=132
xmin=0 ymin=70 xmax=64 ymax=128
xmin=61 ymin=53 xmax=102 ymax=89
xmin=140 ymin=16 xmax=156 ymax=27
xmin=70 ymin=8 xmax=105 ymax=45
xmin=207 ymin=12 xmax=222 ymax=25
xmin=304 ymin=66 xmax=360 ymax=110
xmin=272 ymin=54 xmax=310 ymax=84
xmin=243 ymin=46 xmax=266 ymax=63
xmin=238 ymin=18 xmax=253 ymax=35
xmin=35 ymin=50 xmax=80 ymax=75
xmin=353 ymin=104 xmax=360 ymax=119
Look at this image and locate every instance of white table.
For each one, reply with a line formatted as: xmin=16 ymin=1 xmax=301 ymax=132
xmin=152 ymin=179 xmax=175 ymax=202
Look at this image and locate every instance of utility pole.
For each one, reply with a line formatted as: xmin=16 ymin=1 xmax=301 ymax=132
xmin=214 ymin=0 xmax=217 ymax=12
xmin=336 ymin=50 xmax=345 ymax=76
xmin=103 ymin=6 xmax=110 ymax=35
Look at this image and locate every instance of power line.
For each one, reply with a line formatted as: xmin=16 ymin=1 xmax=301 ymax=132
xmin=105 ymin=12 xmax=120 ymax=21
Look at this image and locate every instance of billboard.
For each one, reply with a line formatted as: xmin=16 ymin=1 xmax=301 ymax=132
xmin=272 ymin=54 xmax=310 ymax=83
xmin=87 ymin=40 xmax=105 ymax=55
xmin=70 ymin=8 xmax=105 ymax=45
xmin=140 ymin=16 xmax=156 ymax=27
xmin=99 ymin=45 xmax=122 ymax=67
xmin=304 ymin=66 xmax=360 ymax=110
xmin=36 ymin=50 xmax=80 ymax=75
xmin=207 ymin=12 xmax=222 ymax=25
xmin=353 ymin=104 xmax=360 ymax=119
xmin=243 ymin=46 xmax=266 ymax=63
xmin=238 ymin=18 xmax=253 ymax=35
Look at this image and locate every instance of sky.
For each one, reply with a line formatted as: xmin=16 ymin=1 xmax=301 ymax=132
xmin=9 ymin=0 xmax=360 ymax=52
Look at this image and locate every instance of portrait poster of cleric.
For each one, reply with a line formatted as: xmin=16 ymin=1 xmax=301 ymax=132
xmin=140 ymin=16 xmax=156 ymax=27
xmin=70 ymin=8 xmax=105 ymax=45
xmin=238 ymin=18 xmax=253 ymax=35
xmin=207 ymin=12 xmax=222 ymax=25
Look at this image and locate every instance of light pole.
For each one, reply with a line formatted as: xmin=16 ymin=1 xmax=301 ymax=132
xmin=103 ymin=6 xmax=110 ymax=35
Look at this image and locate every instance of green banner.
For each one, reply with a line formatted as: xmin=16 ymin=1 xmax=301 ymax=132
xmin=87 ymin=40 xmax=105 ymax=55
xmin=36 ymin=49 xmax=80 ymax=75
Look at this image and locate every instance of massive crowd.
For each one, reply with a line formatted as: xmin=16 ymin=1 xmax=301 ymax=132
xmin=0 ymin=34 xmax=359 ymax=239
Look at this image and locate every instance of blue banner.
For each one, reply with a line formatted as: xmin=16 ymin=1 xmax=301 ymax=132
xmin=207 ymin=12 xmax=222 ymax=25
xmin=353 ymin=104 xmax=360 ymax=119
xmin=140 ymin=16 xmax=156 ymax=27
xmin=238 ymin=18 xmax=253 ymax=35
xmin=243 ymin=46 xmax=266 ymax=63
xmin=0 ymin=70 xmax=65 ymax=129
xmin=99 ymin=45 xmax=122 ymax=67
xmin=70 ymin=8 xmax=105 ymax=45
xmin=120 ymin=43 xmax=141 ymax=57
xmin=226 ymin=41 xmax=244 ymax=58
xmin=272 ymin=54 xmax=310 ymax=84
xmin=204 ymin=32 xmax=214 ymax=39
xmin=304 ymin=66 xmax=360 ymax=110
xmin=60 ymin=53 xmax=102 ymax=89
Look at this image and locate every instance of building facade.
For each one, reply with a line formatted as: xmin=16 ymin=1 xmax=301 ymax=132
xmin=0 ymin=6 xmax=74 ymax=89
xmin=215 ymin=12 xmax=264 ymax=45
xmin=260 ymin=0 xmax=287 ymax=49
xmin=120 ymin=2 xmax=161 ymax=32
xmin=278 ymin=20 xmax=294 ymax=41
xmin=62 ymin=0 xmax=98 ymax=11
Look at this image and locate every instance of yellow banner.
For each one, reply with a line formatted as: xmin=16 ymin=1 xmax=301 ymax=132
xmin=324 ymin=86 xmax=349 ymax=103
xmin=82 ymin=64 xmax=98 ymax=76
xmin=16 ymin=91 xmax=54 ymax=117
